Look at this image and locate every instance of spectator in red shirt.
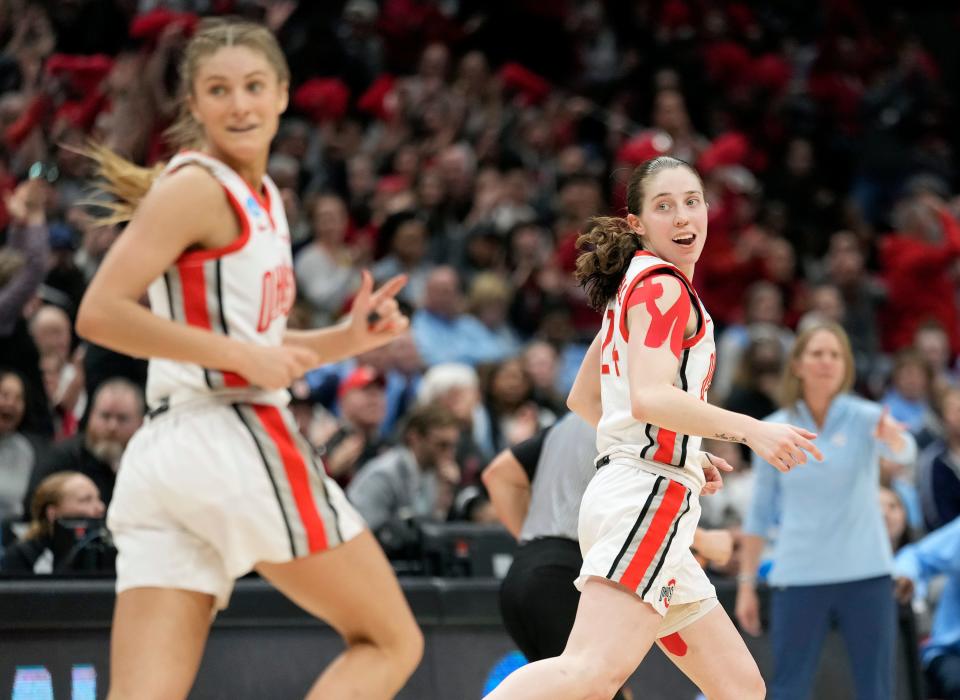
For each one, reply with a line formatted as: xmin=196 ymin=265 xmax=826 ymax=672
xmin=879 ymin=188 xmax=960 ymax=356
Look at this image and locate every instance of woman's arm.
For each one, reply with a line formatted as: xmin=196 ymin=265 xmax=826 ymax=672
xmin=625 ymin=274 xmax=822 ymax=470
xmin=77 ymin=167 xmax=318 ymax=390
xmin=567 ymin=331 xmax=602 ymax=427
xmin=481 ymin=449 xmax=532 ymax=539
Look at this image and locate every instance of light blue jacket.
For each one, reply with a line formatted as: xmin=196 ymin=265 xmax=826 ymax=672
xmin=744 ymin=394 xmax=917 ymax=586
xmin=895 ymin=516 xmax=960 ymax=666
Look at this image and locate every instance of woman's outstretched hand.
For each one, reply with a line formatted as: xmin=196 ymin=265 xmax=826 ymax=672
xmin=345 ymin=270 xmax=410 ymax=353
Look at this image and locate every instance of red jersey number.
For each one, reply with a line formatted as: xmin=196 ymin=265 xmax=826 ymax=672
xmin=601 ymin=309 xmax=620 ymax=377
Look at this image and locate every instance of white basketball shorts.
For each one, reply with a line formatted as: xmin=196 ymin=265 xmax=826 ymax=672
xmin=575 ymin=459 xmax=717 ymax=636
xmin=107 ymin=399 xmax=366 ymax=610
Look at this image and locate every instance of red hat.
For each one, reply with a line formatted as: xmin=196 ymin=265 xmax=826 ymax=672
xmin=45 ymin=54 xmax=114 ymax=94
xmin=293 ymin=78 xmax=350 ymax=123
xmin=616 ymin=131 xmax=673 ymax=165
xmin=498 ymin=62 xmax=551 ymax=105
xmin=697 ymin=132 xmax=749 ymax=175
xmin=130 ymin=9 xmax=198 ymax=41
xmin=338 ymin=365 xmax=386 ymax=399
xmin=358 ymin=74 xmax=396 ymax=121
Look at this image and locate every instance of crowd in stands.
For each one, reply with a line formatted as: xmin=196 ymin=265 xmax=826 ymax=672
xmin=0 ymin=0 xmax=958 ymax=693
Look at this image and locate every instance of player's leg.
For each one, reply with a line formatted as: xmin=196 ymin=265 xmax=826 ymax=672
xmin=108 ymin=587 xmax=215 ymax=700
xmin=833 ymin=576 xmax=896 ymax=700
xmin=484 ymin=577 xmax=662 ymax=700
xmin=256 ymin=530 xmax=423 ymax=700
xmin=656 ymin=603 xmax=765 ymax=700
xmin=767 ymin=583 xmax=833 ymax=700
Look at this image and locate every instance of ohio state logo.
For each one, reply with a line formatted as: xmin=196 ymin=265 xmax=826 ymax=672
xmin=659 ymin=578 xmax=677 ymax=608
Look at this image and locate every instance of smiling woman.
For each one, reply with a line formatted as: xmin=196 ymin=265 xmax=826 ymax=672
xmin=485 ymin=158 xmax=823 ymax=700
xmin=73 ymin=17 xmax=421 ymax=700
xmin=737 ymin=321 xmax=917 ymax=700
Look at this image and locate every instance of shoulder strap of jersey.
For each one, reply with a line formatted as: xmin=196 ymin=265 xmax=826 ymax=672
xmin=164 ymin=151 xmax=251 ymax=199
xmin=617 ymin=251 xmax=706 ymax=347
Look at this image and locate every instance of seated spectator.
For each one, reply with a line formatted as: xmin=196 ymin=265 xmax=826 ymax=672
xmin=723 ymin=331 xmax=785 ymax=423
xmin=371 ymin=211 xmax=432 ymax=307
xmin=521 ymin=340 xmax=567 ymax=416
xmin=878 ymin=485 xmax=913 ymax=554
xmin=883 ymin=349 xmax=937 ymax=436
xmin=416 ymin=363 xmax=489 ymax=481
xmin=28 ymin=378 xmax=143 ymax=510
xmin=463 ymin=273 xmax=520 ymax=361
xmin=479 ymin=358 xmax=555 ymax=455
xmin=914 ymin=321 xmax=960 ymax=395
xmin=918 ymin=386 xmax=960 ymax=531
xmin=322 ymin=365 xmax=392 ymax=485
xmin=411 ymin=266 xmax=513 ymax=366
xmin=347 ymin=404 xmax=462 ymax=533
xmin=0 ymin=471 xmax=104 ymax=574
xmin=711 ymin=280 xmax=794 ymax=404
xmin=294 ymin=193 xmax=360 ymax=325
xmin=0 ymin=369 xmax=37 ymax=521
xmin=895 ymin=515 xmax=960 ymax=700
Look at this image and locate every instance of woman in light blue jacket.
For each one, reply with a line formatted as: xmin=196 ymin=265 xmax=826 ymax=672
xmin=736 ymin=321 xmax=916 ymax=700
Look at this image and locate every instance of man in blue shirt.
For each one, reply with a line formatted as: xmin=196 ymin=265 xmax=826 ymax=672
xmin=895 ymin=516 xmax=960 ymax=700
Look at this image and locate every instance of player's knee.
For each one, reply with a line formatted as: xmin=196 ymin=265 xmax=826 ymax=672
xmin=725 ymin=667 xmax=766 ymax=700
xmin=359 ymin=615 xmax=423 ymax=683
xmin=559 ymin=653 xmax=631 ymax=700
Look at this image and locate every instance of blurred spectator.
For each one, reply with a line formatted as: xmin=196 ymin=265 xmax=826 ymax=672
xmin=479 ymin=357 xmax=555 ymax=455
xmin=372 ymin=210 xmax=431 ymax=306
xmin=294 ymin=193 xmax=360 ymax=325
xmin=416 ymin=363 xmax=488 ymax=482
xmin=28 ymin=378 xmax=144 ymax=511
xmin=411 ymin=265 xmax=513 ymax=366
xmin=821 ymin=230 xmax=884 ymax=386
xmin=878 ymin=485 xmax=913 ymax=554
xmin=914 ymin=321 xmax=960 ymax=396
xmin=0 ymin=471 xmax=104 ymax=574
xmin=521 ymin=341 xmax=567 ymax=416
xmin=347 ymin=403 xmax=461 ymax=533
xmin=465 ymin=273 xmax=520 ymax=361
xmin=722 ymin=331 xmax=785 ymax=461
xmin=43 ymin=222 xmax=87 ymax=312
xmin=879 ymin=191 xmax=960 ymax=356
xmin=895 ymin=516 xmax=960 ymax=700
xmin=0 ymin=180 xmax=53 ymax=437
xmin=322 ymin=365 xmax=391 ymax=486
xmin=30 ymin=304 xmax=85 ymax=439
xmin=712 ymin=281 xmax=794 ymax=404
xmin=882 ymin=350 xmax=936 ymax=436
xmin=917 ymin=387 xmax=960 ymax=532
xmin=0 ymin=370 xmax=37 ymax=521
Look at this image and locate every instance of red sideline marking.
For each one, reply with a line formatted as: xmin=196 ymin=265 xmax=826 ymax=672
xmin=660 ymin=632 xmax=688 ymax=657
xmin=619 ymin=480 xmax=687 ymax=590
xmin=253 ymin=405 xmax=328 ymax=553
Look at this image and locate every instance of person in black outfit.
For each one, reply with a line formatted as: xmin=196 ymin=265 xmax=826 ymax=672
xmin=2 ymin=470 xmax=105 ymax=574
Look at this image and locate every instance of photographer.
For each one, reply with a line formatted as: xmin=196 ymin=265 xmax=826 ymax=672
xmin=1 ymin=470 xmax=105 ymax=574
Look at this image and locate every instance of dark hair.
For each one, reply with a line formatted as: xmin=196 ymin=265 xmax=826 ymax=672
xmin=575 ymin=156 xmax=700 ymax=310
xmin=403 ymin=403 xmax=459 ymax=439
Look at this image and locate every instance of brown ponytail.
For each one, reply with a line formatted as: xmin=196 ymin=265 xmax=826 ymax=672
xmin=574 ymin=156 xmax=701 ymax=310
xmin=85 ymin=18 xmax=291 ymax=225
xmin=575 ymin=217 xmax=641 ymax=310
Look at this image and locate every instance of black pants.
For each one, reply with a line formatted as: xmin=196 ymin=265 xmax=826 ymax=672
xmin=499 ymin=537 xmax=626 ymax=700
xmin=928 ymin=653 xmax=960 ymax=700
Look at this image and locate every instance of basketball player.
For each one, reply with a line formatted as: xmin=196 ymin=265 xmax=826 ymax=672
xmin=483 ymin=412 xmax=735 ymax=700
xmin=484 ymin=156 xmax=823 ymax=700
xmin=76 ymin=19 xmax=421 ymax=700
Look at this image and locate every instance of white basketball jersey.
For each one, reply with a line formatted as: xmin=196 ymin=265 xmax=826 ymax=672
xmin=145 ymin=151 xmax=294 ymax=408
xmin=595 ymin=251 xmax=716 ymax=490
